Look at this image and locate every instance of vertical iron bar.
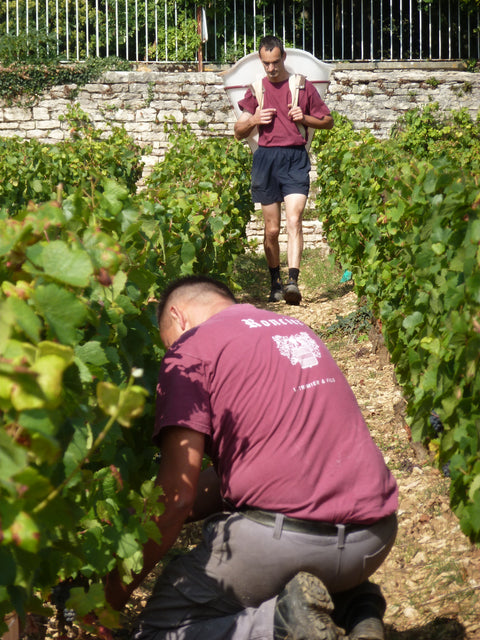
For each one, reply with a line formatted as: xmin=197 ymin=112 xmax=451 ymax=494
xmin=292 ymin=0 xmax=295 ymax=47
xmin=457 ymin=1 xmax=460 ymax=59
xmin=115 ymin=0 xmax=119 ymax=57
xmin=135 ymin=0 xmax=138 ymax=60
xmin=75 ymin=0 xmax=79 ymax=59
xmin=312 ymin=0 xmax=316 ymax=55
xmin=351 ymin=0 xmax=354 ymax=60
xmin=399 ymin=0 xmax=402 ymax=60
xmin=302 ymin=0 xmax=305 ymax=49
xmin=233 ymin=0 xmax=237 ymax=56
xmin=282 ymin=0 xmax=286 ymax=44
xmin=65 ymin=0 xmax=69 ymax=59
xmin=390 ymin=0 xmax=393 ymax=59
xmin=331 ymin=0 xmax=334 ymax=60
xmin=448 ymin=0 xmax=451 ymax=59
xmin=360 ymin=0 xmax=364 ymax=59
xmin=164 ymin=0 xmax=167 ymax=60
xmin=95 ymin=0 xmax=99 ymax=57
xmin=322 ymin=0 xmax=325 ymax=60
xmin=213 ymin=0 xmax=217 ymax=60
xmin=144 ymin=0 xmax=148 ymax=61
xmin=370 ymin=0 xmax=374 ymax=60
xmin=409 ymin=0 xmax=412 ymax=59
xmin=153 ymin=0 xmax=157 ymax=60
xmin=174 ymin=0 xmax=178 ymax=60
xmin=223 ymin=0 xmax=227 ymax=61
xmin=428 ymin=1 xmax=431 ymax=58
xmin=105 ymin=0 xmax=109 ymax=57
xmin=125 ymin=0 xmax=129 ymax=60
xmin=419 ymin=0 xmax=422 ymax=59
xmin=438 ymin=0 xmax=441 ymax=59
xmin=380 ymin=0 xmax=383 ymax=60
xmin=248 ymin=0 xmax=251 ymax=56
xmin=85 ymin=0 xmax=89 ymax=57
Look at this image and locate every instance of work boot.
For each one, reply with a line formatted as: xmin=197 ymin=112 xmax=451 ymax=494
xmin=269 ymin=281 xmax=284 ymax=302
xmin=284 ymin=280 xmax=302 ymax=305
xmin=345 ymin=595 xmax=385 ymax=640
xmin=274 ymin=572 xmax=345 ymax=640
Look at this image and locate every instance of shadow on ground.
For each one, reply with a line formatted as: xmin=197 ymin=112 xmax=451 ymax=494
xmin=386 ymin=617 xmax=466 ymax=639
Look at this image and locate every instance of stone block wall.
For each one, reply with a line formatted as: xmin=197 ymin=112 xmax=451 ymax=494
xmin=1 ymin=62 xmax=479 ymax=248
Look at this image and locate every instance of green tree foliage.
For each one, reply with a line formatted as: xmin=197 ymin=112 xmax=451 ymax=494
xmin=0 ymin=111 xmax=252 ymax=633
xmin=312 ymin=105 xmax=480 ymax=542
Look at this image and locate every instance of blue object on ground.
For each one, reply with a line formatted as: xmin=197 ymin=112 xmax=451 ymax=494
xmin=340 ymin=269 xmax=352 ymax=283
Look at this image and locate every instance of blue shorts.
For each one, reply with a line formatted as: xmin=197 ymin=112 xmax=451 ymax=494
xmin=251 ymin=145 xmax=311 ymax=205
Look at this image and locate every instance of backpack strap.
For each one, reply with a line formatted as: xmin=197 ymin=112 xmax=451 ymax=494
xmin=249 ymin=77 xmax=265 ymax=109
xmin=289 ymin=74 xmax=307 ymax=139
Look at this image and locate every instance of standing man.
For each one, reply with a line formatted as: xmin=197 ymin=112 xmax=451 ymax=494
xmin=234 ymin=36 xmax=334 ymax=305
xmin=105 ymin=275 xmax=398 ymax=640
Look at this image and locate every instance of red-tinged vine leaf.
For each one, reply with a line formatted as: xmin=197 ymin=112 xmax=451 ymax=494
xmin=96 ymin=382 xmax=148 ymax=427
xmin=2 ymin=510 xmax=40 ymax=553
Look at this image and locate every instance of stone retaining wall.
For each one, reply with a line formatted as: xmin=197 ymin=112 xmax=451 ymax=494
xmin=1 ymin=62 xmax=478 ymax=248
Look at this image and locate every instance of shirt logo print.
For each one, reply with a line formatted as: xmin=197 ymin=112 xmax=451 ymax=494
xmin=272 ymin=332 xmax=322 ymax=369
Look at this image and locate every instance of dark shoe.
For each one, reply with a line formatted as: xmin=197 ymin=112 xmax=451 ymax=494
xmin=284 ymin=280 xmax=302 ymax=305
xmin=274 ymin=572 xmax=344 ymax=640
xmin=269 ymin=286 xmax=284 ymax=302
xmin=348 ymin=616 xmax=384 ymax=640
xmin=346 ymin=598 xmax=385 ymax=640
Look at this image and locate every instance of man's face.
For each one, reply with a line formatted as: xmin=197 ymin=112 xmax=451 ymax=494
xmin=259 ymin=46 xmax=287 ymax=82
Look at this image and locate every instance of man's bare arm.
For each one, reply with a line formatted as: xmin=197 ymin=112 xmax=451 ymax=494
xmin=288 ymin=105 xmax=334 ymax=131
xmin=234 ymin=108 xmax=277 ymax=140
xmin=104 ymin=427 xmax=205 ymax=610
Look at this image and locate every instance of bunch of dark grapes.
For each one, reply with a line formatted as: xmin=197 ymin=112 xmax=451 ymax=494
xmin=429 ymin=412 xmax=444 ymax=435
xmin=50 ymin=580 xmax=76 ymax=627
xmin=442 ymin=461 xmax=451 ymax=478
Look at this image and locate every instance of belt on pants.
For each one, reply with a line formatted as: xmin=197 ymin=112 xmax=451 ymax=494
xmin=239 ymin=509 xmax=362 ymax=537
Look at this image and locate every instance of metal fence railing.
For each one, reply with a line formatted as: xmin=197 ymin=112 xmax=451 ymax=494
xmin=1 ymin=0 xmax=479 ymax=64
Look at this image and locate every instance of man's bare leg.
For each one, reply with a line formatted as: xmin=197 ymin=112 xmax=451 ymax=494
xmin=283 ymin=193 xmax=307 ymax=305
xmin=262 ymin=202 xmax=284 ymax=302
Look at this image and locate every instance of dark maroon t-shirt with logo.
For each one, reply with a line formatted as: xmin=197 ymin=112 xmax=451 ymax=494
xmin=154 ymin=304 xmax=398 ymax=525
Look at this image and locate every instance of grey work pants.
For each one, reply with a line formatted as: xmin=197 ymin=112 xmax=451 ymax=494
xmin=133 ymin=511 xmax=397 ymax=640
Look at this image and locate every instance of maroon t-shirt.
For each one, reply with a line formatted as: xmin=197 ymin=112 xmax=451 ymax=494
xmin=154 ymin=304 xmax=398 ymax=524
xmin=238 ymin=76 xmax=331 ymax=147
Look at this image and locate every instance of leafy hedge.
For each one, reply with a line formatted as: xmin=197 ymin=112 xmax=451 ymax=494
xmin=312 ymin=105 xmax=480 ymax=542
xmin=0 ymin=116 xmax=252 ymax=633
xmin=0 ymin=104 xmax=144 ymax=215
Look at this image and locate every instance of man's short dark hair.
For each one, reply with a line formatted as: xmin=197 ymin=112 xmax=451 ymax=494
xmin=259 ymin=35 xmax=284 ymax=55
xmin=156 ymin=275 xmax=236 ymax=326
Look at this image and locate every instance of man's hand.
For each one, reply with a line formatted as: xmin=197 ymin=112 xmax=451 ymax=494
xmin=288 ymin=104 xmax=305 ymax=123
xmin=254 ymin=106 xmax=277 ymax=125
xmin=234 ymin=107 xmax=276 ymax=140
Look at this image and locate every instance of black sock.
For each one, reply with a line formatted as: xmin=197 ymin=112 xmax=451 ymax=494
xmin=288 ymin=268 xmax=299 ymax=283
xmin=269 ymin=266 xmax=281 ymax=287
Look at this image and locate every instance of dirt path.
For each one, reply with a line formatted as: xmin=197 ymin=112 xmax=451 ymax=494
xmin=247 ymin=270 xmax=480 ymax=640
